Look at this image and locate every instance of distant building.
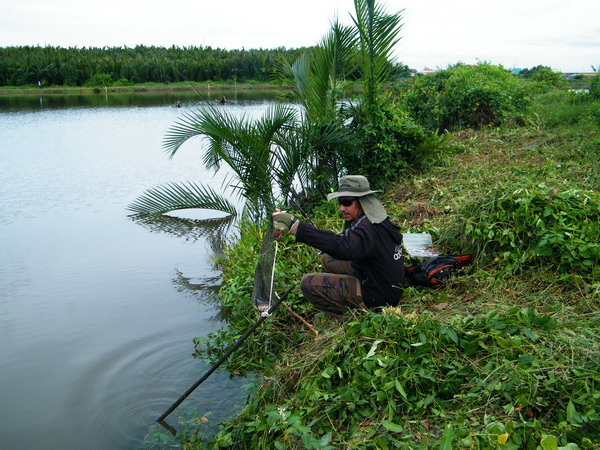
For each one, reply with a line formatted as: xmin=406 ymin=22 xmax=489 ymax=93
xmin=562 ymin=72 xmax=598 ymax=79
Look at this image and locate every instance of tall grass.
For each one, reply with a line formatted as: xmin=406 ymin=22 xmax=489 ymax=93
xmin=533 ymin=90 xmax=600 ymax=128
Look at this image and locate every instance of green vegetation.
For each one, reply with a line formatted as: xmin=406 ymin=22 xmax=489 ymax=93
xmin=0 ymin=43 xmax=411 ymax=90
xmin=0 ymin=45 xmax=310 ymax=87
xmin=454 ymin=186 xmax=598 ymax=274
xmin=399 ymin=63 xmax=532 ymax=131
xmin=340 ymin=1 xmax=439 ymax=188
xmin=117 ymin=2 xmax=597 ymax=447
xmin=202 ymin=309 xmax=596 ymax=449
xmin=590 ymin=74 xmax=600 ymax=100
xmin=127 ymin=103 xmax=303 ymax=220
xmin=519 ymin=65 xmax=569 ymax=91
xmin=135 ymin=75 xmax=600 ymax=448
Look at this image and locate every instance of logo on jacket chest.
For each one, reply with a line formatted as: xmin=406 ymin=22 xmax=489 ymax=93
xmin=393 ymin=245 xmax=403 ymax=261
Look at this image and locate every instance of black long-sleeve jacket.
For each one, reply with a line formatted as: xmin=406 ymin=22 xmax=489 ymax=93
xmin=295 ymin=215 xmax=405 ymax=308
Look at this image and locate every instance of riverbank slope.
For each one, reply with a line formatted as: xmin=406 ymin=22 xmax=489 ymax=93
xmin=180 ymin=89 xmax=599 ymax=448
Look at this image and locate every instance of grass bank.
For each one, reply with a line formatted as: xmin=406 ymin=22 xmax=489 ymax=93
xmin=0 ymin=81 xmax=286 ymax=96
xmin=144 ymin=90 xmax=599 ymax=449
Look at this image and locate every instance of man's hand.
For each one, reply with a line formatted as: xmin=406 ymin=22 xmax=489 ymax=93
xmin=273 ymin=211 xmax=297 ymax=232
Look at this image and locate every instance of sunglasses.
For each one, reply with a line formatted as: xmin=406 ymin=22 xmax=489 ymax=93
xmin=338 ymin=198 xmax=357 ymax=207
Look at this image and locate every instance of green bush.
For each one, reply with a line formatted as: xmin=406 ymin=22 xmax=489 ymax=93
xmin=112 ymin=78 xmax=131 ymax=86
xmin=590 ymin=74 xmax=600 ymax=100
xmin=400 ymin=63 xmax=531 ymax=131
xmin=529 ymin=66 xmax=567 ymax=86
xmin=83 ymin=73 xmax=113 ymax=87
xmin=343 ymin=95 xmax=452 ymax=187
xmin=457 ymin=185 xmax=599 ymax=276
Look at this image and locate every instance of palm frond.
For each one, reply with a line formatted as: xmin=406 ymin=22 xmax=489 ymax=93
xmin=288 ymin=54 xmax=311 ymax=105
xmin=352 ymin=0 xmax=404 ymax=98
xmin=303 ymin=21 xmax=356 ymax=122
xmin=126 ymin=181 xmax=238 ymax=217
xmin=274 ymin=118 xmax=356 ymax=200
xmin=163 ymin=108 xmax=209 ymax=159
xmin=158 ymin=102 xmax=301 ymax=219
xmin=272 ymin=130 xmax=306 ymax=200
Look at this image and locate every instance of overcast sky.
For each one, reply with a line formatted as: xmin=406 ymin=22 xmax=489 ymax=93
xmin=1 ymin=0 xmax=598 ymax=73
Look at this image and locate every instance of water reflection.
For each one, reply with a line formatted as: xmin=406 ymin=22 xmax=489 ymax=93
xmin=0 ymin=89 xmax=286 ymax=111
xmin=129 ymin=212 xmax=235 ymax=249
xmin=130 ymin=213 xmax=237 ymax=327
xmin=0 ymin=99 xmax=275 ymax=449
xmin=172 ymin=268 xmax=221 ymax=295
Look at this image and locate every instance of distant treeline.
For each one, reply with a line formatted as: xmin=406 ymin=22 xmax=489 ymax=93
xmin=0 ymin=45 xmax=314 ymax=87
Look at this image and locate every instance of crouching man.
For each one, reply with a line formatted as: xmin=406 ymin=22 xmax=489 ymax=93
xmin=273 ymin=175 xmax=404 ymax=317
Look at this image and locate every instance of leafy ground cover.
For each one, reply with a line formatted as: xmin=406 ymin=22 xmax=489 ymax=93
xmin=149 ymin=89 xmax=598 ymax=449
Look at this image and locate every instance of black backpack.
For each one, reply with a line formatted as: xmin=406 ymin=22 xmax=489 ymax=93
xmin=405 ymin=255 xmax=472 ymax=288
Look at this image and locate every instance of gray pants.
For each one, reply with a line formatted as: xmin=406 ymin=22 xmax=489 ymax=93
xmin=300 ymin=254 xmax=365 ymax=317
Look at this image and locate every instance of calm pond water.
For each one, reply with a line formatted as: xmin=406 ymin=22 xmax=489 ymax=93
xmin=0 ymin=91 xmax=280 ymax=448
